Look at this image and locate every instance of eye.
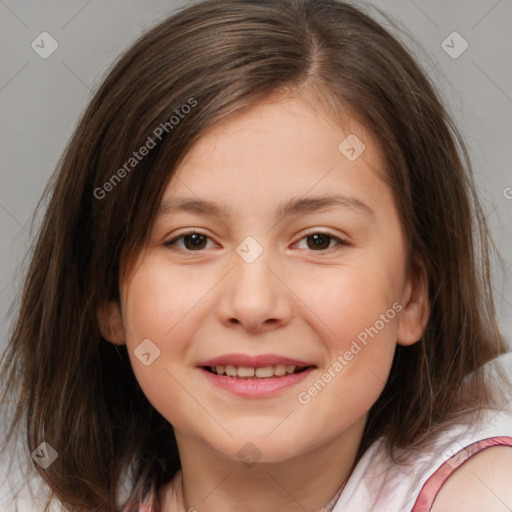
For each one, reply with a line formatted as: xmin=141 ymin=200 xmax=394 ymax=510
xmin=163 ymin=230 xmax=216 ymax=251
xmin=163 ymin=229 xmax=349 ymax=253
xmin=294 ymin=231 xmax=348 ymax=252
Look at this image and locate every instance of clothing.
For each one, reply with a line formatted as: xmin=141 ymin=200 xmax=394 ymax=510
xmin=411 ymin=436 xmax=512 ymax=511
xmin=331 ymin=351 xmax=512 ymax=512
xmin=133 ymin=352 xmax=512 ymax=512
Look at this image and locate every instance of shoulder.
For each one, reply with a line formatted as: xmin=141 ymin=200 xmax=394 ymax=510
xmin=430 ymin=445 xmax=512 ymax=512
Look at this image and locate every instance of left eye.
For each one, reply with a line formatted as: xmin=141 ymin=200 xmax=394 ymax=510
xmin=295 ymin=231 xmax=347 ymax=251
xmin=164 ymin=230 xmax=347 ymax=252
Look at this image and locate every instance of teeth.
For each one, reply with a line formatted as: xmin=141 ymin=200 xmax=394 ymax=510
xmin=209 ymin=364 xmax=306 ymax=378
xmin=255 ymin=366 xmax=274 ymax=378
xmin=274 ymin=364 xmax=286 ymax=376
xmin=225 ymin=365 xmax=237 ymax=377
xmin=237 ymin=366 xmax=255 ymax=378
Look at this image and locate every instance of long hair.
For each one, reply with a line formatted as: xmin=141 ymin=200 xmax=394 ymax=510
xmin=0 ymin=0 xmax=508 ymax=510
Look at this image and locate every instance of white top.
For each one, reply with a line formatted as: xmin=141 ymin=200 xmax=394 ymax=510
xmin=331 ymin=351 xmax=512 ymax=512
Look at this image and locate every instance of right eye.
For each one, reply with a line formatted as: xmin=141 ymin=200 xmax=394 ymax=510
xmin=163 ymin=230 xmax=216 ymax=251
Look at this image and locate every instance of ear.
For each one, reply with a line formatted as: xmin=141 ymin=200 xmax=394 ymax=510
xmin=97 ymin=300 xmax=126 ymax=345
xmin=396 ymin=258 xmax=430 ymax=346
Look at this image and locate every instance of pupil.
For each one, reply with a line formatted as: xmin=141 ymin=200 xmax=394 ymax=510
xmin=185 ymin=233 xmax=206 ymax=250
xmin=308 ymin=233 xmax=329 ymax=250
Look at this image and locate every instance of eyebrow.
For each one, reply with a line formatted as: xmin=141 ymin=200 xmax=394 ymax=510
xmin=158 ymin=194 xmax=375 ymax=221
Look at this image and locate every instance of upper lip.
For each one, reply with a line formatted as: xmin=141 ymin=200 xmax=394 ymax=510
xmin=197 ymin=353 xmax=315 ymax=368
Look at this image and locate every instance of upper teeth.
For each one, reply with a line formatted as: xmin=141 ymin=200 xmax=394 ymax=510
xmin=211 ymin=364 xmax=301 ymax=378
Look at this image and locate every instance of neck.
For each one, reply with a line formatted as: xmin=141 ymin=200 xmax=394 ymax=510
xmin=160 ymin=416 xmax=366 ymax=512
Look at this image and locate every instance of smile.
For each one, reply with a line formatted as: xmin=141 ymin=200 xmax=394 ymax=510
xmin=198 ymin=364 xmax=315 ymax=397
xmin=204 ymin=364 xmax=310 ymax=378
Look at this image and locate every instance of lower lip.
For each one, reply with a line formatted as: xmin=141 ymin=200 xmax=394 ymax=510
xmin=199 ymin=367 xmax=315 ymax=397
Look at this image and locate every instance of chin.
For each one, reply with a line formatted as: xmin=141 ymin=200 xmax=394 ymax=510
xmin=222 ymin=434 xmax=309 ymax=465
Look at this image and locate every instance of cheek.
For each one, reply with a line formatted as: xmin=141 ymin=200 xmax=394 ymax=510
xmin=304 ymin=257 xmax=403 ymax=348
xmin=120 ymin=256 xmax=217 ymax=427
xmin=329 ymin=280 xmax=401 ymax=350
xmin=122 ymin=256 xmax=203 ymax=347
xmin=295 ymin=275 xmax=399 ymax=441
xmin=292 ymin=258 xmax=402 ymax=421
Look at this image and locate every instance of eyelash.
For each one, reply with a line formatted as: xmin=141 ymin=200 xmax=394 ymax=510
xmin=163 ymin=229 xmax=349 ymax=253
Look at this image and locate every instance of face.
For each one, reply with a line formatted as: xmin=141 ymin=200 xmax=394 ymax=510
xmin=100 ymin=91 xmax=428 ymax=464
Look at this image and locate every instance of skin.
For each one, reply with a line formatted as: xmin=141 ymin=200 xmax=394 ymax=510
xmin=98 ymin=91 xmax=430 ymax=511
xmin=430 ymin=446 xmax=512 ymax=512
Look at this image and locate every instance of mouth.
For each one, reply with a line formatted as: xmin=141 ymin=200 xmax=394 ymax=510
xmin=197 ymin=356 xmax=317 ymax=397
xmin=203 ymin=364 xmax=312 ymax=379
xmin=196 ymin=354 xmax=316 ymax=396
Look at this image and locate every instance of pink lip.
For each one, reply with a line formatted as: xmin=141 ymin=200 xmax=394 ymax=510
xmin=199 ymin=366 xmax=316 ymax=398
xmin=197 ymin=353 xmax=314 ymax=368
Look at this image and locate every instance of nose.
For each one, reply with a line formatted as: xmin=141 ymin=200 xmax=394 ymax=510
xmin=216 ymin=243 xmax=292 ymax=334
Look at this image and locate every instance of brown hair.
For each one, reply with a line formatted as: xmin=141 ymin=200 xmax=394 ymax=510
xmin=1 ymin=0 xmax=509 ymax=510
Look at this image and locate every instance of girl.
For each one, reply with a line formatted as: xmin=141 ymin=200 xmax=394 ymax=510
xmin=1 ymin=0 xmax=511 ymax=511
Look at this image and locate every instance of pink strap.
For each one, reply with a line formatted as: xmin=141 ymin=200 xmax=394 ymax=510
xmin=411 ymin=436 xmax=512 ymax=512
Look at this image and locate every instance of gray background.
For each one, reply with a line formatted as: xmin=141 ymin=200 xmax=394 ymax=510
xmin=1 ymin=0 xmax=511 ymax=509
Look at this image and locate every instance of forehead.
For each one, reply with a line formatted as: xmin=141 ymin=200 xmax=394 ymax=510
xmin=163 ymin=93 xmax=389 ymax=218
